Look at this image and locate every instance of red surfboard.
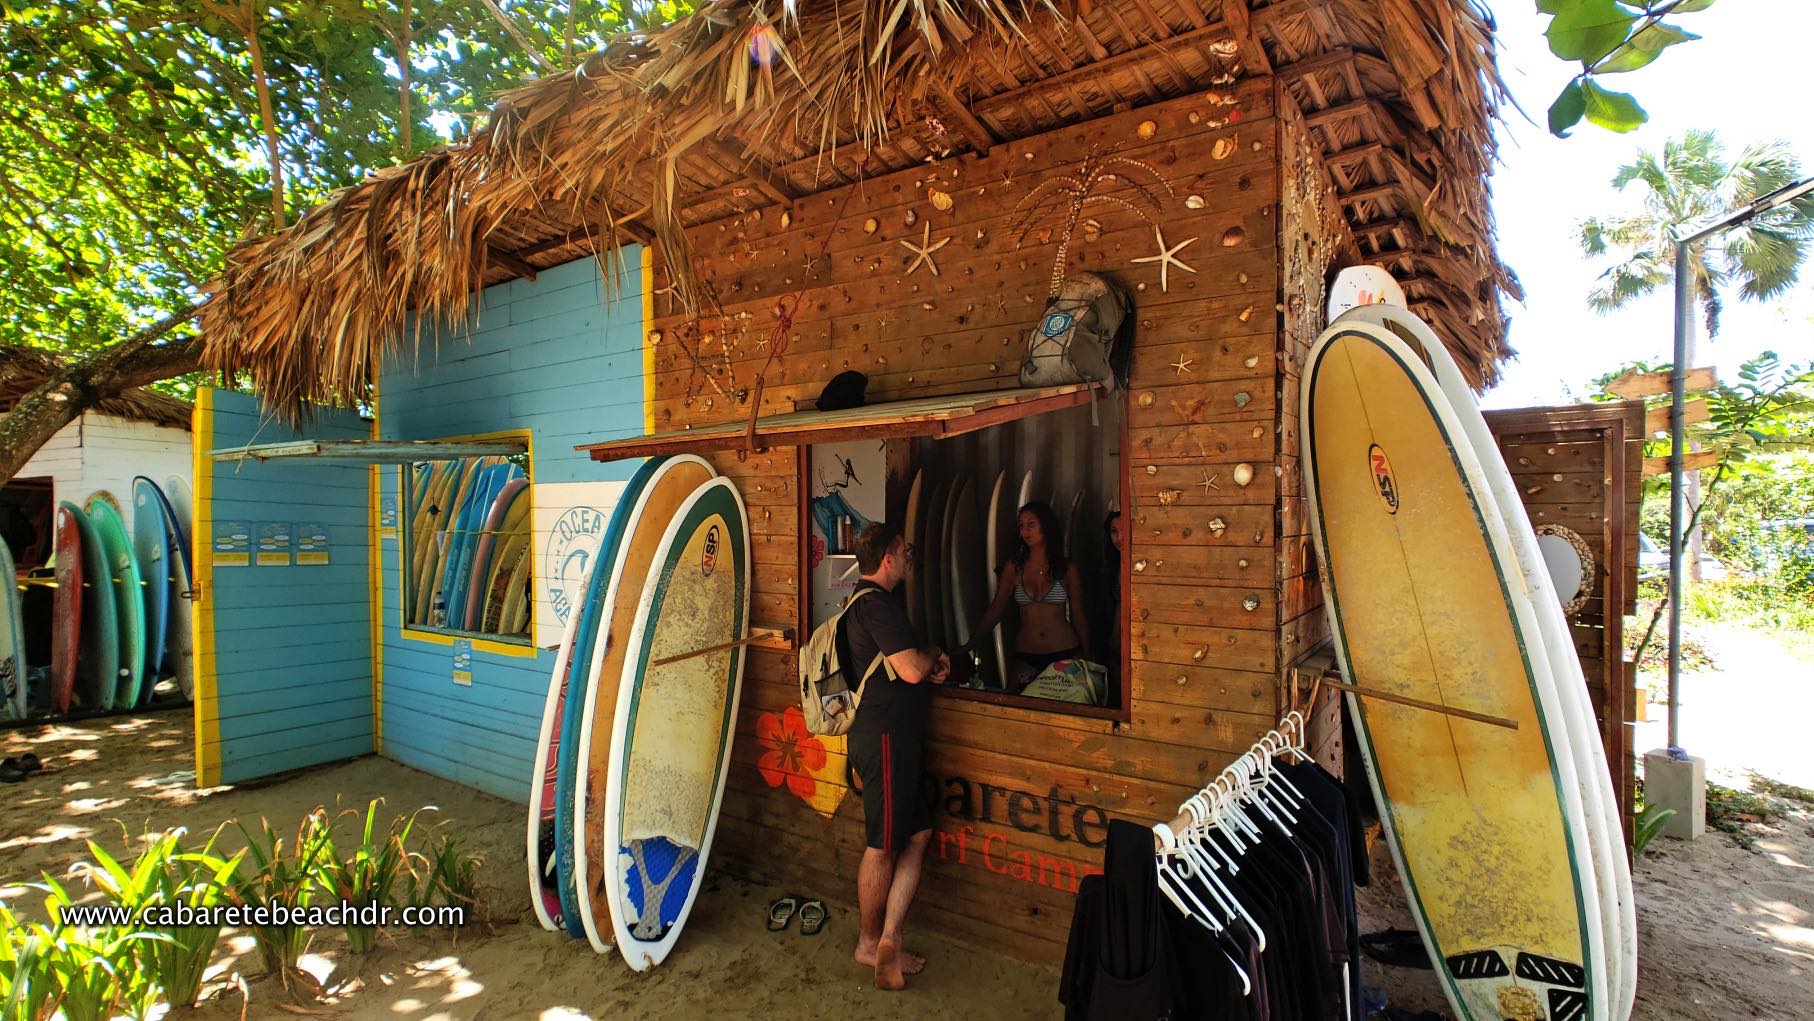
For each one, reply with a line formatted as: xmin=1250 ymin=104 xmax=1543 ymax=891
xmin=51 ymin=506 xmax=83 ymax=714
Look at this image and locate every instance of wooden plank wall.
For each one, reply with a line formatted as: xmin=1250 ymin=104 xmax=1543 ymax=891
xmin=1485 ymin=401 xmax=1646 ymax=840
xmin=650 ymin=80 xmax=1286 ymax=965
xmin=12 ymin=413 xmax=191 ymax=537
xmin=376 ymin=254 xmax=648 ymax=801
xmin=194 ymin=390 xmax=374 ymax=786
xmin=1274 ymin=94 xmax=1352 ymax=751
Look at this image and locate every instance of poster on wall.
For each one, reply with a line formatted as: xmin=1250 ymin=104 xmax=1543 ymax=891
xmin=452 ymin=639 xmax=473 ymax=686
xmin=295 ymin=522 xmax=330 ymax=565
xmin=255 ymin=522 xmax=292 ymax=566
xmin=213 ymin=520 xmax=251 ymax=567
xmin=809 ymin=440 xmax=887 ymax=629
xmin=531 ymin=480 xmax=628 ymax=649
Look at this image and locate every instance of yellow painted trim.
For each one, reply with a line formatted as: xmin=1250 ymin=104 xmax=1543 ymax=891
xmin=191 ymin=389 xmax=221 ymax=788
xmin=641 ymin=245 xmax=656 ymax=436
xmin=369 ymin=368 xmax=384 ymax=753
xmin=394 ymin=425 xmax=538 ymax=658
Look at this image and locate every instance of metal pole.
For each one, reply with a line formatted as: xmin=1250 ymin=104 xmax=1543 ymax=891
xmin=1660 ymin=176 xmax=1811 ymax=758
xmin=1667 ymin=240 xmax=1691 ymax=755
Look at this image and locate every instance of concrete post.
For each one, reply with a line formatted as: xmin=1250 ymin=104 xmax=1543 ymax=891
xmin=1644 ymin=748 xmax=1706 ymax=840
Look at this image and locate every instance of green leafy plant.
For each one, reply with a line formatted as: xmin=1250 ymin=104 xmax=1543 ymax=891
xmin=315 ymin=800 xmax=425 ymax=953
xmin=1542 ymin=0 xmax=1720 ymax=136
xmin=1632 ymin=803 xmax=1676 ymax=856
xmin=77 ymin=828 xmax=243 ymax=1010
xmin=232 ymin=811 xmax=336 ymax=988
xmin=416 ymin=833 xmax=486 ymax=925
xmin=0 ymin=901 xmax=59 ymax=1021
xmin=5 ymin=874 xmax=165 ymax=1021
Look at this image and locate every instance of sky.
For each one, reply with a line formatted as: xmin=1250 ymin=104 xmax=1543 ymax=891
xmin=1479 ymin=0 xmax=1814 ymax=409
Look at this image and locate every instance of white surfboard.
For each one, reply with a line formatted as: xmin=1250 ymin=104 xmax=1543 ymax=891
xmin=1338 ymin=302 xmax=1637 ymax=1019
xmin=1303 ymin=319 xmax=1608 ymax=1021
xmin=938 ymin=476 xmax=962 ymax=651
xmin=573 ymin=454 xmax=716 ymax=954
xmin=950 ymin=477 xmax=980 ymax=651
xmin=903 ymin=470 xmax=924 ymax=634
xmin=602 ymin=476 xmax=750 ymax=970
xmin=984 ymin=470 xmax=1009 ymax=688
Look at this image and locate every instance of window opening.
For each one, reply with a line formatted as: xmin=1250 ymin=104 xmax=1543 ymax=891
xmin=402 ymin=453 xmax=533 ymax=641
xmin=807 ymin=397 xmax=1128 ymax=719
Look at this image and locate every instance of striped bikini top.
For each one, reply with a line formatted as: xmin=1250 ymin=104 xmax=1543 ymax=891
xmin=1014 ymin=572 xmax=1069 ymax=606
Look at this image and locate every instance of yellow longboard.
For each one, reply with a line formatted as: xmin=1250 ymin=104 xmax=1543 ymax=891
xmin=1303 ymin=322 xmax=1603 ymax=1021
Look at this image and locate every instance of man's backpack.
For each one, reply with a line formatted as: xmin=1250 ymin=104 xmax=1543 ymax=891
xmin=1018 ymin=272 xmax=1132 ymax=394
xmin=798 ymin=588 xmax=896 ymax=737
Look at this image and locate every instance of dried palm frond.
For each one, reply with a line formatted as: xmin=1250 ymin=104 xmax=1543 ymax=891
xmin=199 ymin=0 xmax=1517 ymax=416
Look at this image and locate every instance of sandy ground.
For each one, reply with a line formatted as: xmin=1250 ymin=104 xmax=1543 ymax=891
xmin=3 ymin=707 xmax=1808 ymax=1019
xmin=0 ymin=711 xmax=1054 ymax=1020
xmin=1632 ymin=618 xmax=1814 ymax=789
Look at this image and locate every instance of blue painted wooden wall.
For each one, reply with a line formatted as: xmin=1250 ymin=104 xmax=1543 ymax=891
xmin=375 ymin=250 xmax=647 ymax=801
xmin=195 ymin=389 xmax=374 ymax=786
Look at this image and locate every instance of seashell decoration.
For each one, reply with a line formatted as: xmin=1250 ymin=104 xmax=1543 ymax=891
xmin=1213 ymin=137 xmax=1236 ymax=161
xmin=1208 ymin=517 xmax=1227 ymax=536
xmin=779 ymin=210 xmax=792 ymax=229
xmin=1232 ymin=463 xmax=1254 ymax=487
xmin=1243 ymin=596 xmax=1260 ymax=612
xmin=930 ymin=188 xmax=954 ymax=211
xmin=1158 ymin=489 xmax=1182 ymax=506
xmin=1185 ymin=195 xmax=1205 ymax=209
xmin=1137 ymin=120 xmax=1157 ymax=140
xmin=1138 ymin=391 xmax=1156 ymax=408
xmin=904 ymin=208 xmax=918 ymax=228
xmin=864 ymin=218 xmax=879 ymax=235
xmin=1222 ymin=226 xmax=1245 ymax=247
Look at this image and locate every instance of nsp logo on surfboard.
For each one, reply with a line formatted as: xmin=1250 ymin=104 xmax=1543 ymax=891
xmin=701 ymin=525 xmax=719 ymax=576
xmin=1368 ymin=444 xmax=1400 ymax=514
xmin=546 ymin=506 xmax=606 ymax=624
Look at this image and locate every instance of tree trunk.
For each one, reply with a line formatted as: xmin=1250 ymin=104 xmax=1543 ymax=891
xmin=243 ymin=2 xmax=286 ymax=230
xmin=0 ymin=307 xmax=206 ymax=482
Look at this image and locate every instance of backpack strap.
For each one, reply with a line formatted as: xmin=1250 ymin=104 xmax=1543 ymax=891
xmin=840 ymin=587 xmax=897 ymax=689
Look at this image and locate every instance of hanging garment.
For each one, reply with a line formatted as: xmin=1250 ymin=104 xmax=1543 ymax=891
xmin=1060 ymin=819 xmax=1185 ymax=1021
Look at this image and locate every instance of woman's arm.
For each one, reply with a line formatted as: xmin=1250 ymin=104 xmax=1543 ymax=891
xmin=1066 ymin=564 xmax=1093 ymax=661
xmin=968 ymin=560 xmax=1019 ymax=651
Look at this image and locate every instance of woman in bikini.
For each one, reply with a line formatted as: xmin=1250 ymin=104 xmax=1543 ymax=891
xmin=962 ymin=501 xmax=1091 ymax=693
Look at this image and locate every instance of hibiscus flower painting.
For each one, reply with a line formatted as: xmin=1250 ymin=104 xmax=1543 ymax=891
xmin=755 ymin=706 xmax=848 ymax=818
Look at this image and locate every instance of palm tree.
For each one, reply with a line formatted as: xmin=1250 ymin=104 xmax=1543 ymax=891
xmin=1579 ymin=130 xmax=1814 ymax=581
xmin=1579 ymin=129 xmax=1814 ymax=338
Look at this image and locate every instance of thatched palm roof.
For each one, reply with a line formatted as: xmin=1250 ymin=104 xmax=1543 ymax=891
xmin=0 ymin=346 xmax=192 ymax=430
xmin=201 ymin=0 xmax=1518 ymax=412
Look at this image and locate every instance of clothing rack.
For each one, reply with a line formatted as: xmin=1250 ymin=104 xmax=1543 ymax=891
xmin=1151 ymin=711 xmax=1310 ymax=852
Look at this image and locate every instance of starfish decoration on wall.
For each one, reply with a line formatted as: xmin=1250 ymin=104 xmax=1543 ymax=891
xmin=1198 ymin=471 xmax=1220 ymax=494
xmin=1170 ymin=354 xmax=1194 ymax=375
xmin=1131 ymin=228 xmax=1198 ymax=292
xmin=899 ymin=222 xmax=950 ymax=277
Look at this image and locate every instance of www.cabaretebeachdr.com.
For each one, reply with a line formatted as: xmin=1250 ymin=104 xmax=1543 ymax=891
xmin=59 ymin=902 xmax=467 ymax=929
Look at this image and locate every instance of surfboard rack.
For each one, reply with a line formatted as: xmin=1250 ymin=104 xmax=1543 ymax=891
xmin=1309 ymin=674 xmax=1518 ymax=731
xmin=649 ymin=627 xmax=795 ymax=667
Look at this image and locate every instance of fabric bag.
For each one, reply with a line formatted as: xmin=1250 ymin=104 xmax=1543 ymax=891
xmin=797 ymin=587 xmax=896 ymax=736
xmin=1019 ymin=272 xmax=1131 ymax=394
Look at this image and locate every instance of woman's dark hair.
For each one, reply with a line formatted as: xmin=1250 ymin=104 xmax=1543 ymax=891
xmin=1014 ymin=501 xmax=1069 ymax=577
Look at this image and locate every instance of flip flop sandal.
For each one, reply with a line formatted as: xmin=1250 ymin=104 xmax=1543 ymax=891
xmin=766 ymin=895 xmax=800 ymax=932
xmin=0 ymin=763 xmax=25 ymax=784
xmin=19 ymin=754 xmax=40 ymax=773
xmin=797 ymin=899 xmax=827 ymax=936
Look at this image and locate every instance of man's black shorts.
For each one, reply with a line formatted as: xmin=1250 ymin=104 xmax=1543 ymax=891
xmin=849 ymin=729 xmax=932 ymax=852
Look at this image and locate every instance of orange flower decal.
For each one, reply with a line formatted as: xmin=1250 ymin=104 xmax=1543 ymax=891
xmin=757 ymin=707 xmax=827 ymax=801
